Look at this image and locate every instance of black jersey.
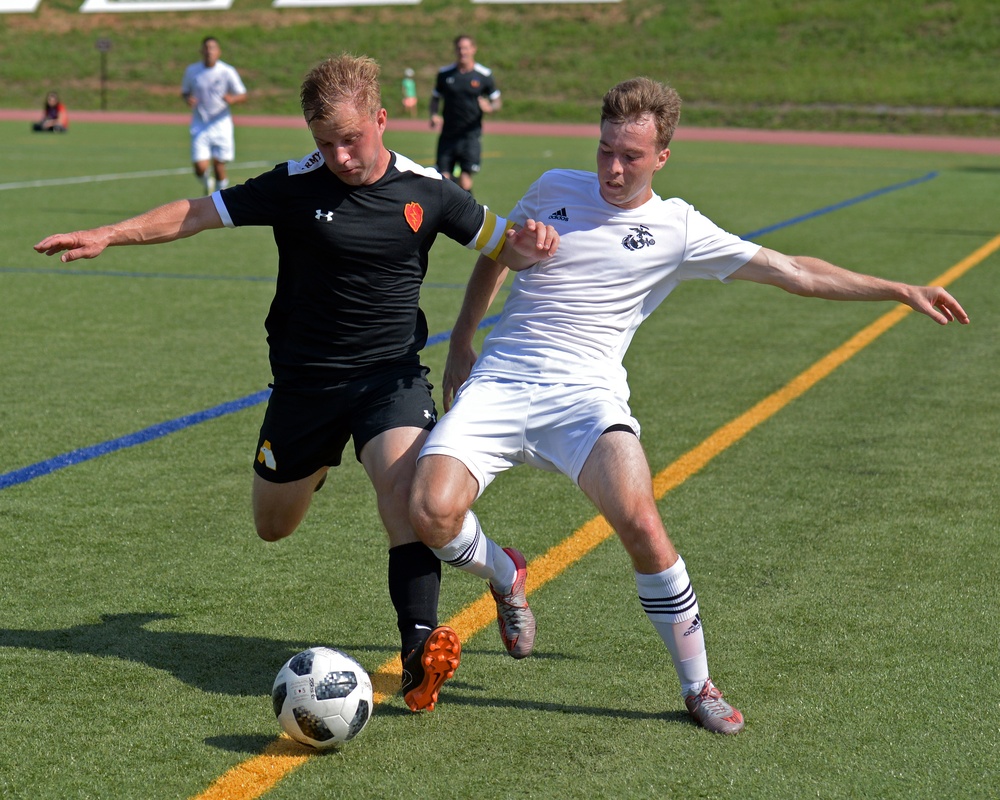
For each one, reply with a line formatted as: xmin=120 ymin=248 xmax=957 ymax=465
xmin=216 ymin=150 xmax=507 ymax=387
xmin=433 ymin=62 xmax=500 ymax=136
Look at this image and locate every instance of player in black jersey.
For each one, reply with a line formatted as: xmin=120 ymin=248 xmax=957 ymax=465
xmin=35 ymin=53 xmax=558 ymax=714
xmin=429 ymin=35 xmax=501 ymax=194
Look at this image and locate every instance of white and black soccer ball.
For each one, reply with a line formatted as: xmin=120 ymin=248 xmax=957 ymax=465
xmin=271 ymin=647 xmax=373 ymax=749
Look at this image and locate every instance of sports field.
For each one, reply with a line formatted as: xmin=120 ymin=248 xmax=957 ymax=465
xmin=1 ymin=117 xmax=998 ymax=799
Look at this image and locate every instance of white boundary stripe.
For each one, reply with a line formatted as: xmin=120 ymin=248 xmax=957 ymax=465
xmin=0 ymin=0 xmax=41 ymax=11
xmin=0 ymin=161 xmax=273 ymax=191
xmin=473 ymin=0 xmax=617 ymax=3
xmin=273 ymin=0 xmax=417 ymax=5
xmin=80 ymin=0 xmax=231 ymax=10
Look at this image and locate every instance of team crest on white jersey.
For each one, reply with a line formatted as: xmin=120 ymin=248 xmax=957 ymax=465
xmin=622 ymin=224 xmax=656 ymax=251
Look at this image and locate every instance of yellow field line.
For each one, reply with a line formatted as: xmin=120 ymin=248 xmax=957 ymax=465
xmin=192 ymin=234 xmax=997 ymax=800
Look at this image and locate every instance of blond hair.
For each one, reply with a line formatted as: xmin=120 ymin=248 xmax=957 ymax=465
xmin=301 ymin=53 xmax=383 ymax=123
xmin=601 ymin=77 xmax=682 ymax=150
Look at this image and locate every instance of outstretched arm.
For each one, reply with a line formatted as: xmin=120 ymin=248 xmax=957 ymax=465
xmin=730 ymin=247 xmax=969 ymax=326
xmin=34 ymin=197 xmax=224 ymax=263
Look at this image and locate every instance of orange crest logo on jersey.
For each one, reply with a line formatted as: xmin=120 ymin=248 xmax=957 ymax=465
xmin=404 ymin=202 xmax=423 ymax=233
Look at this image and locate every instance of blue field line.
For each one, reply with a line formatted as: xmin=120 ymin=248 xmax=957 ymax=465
xmin=425 ymin=313 xmax=501 ymax=347
xmin=0 ymin=390 xmax=270 ymax=491
xmin=741 ymin=171 xmax=938 ymax=240
xmin=0 ymin=171 xmax=939 ymax=491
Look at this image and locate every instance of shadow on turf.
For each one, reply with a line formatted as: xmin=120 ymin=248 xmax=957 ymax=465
xmin=206 ymin=733 xmax=288 ymax=754
xmin=3 ymin=613 xmax=681 ymax=734
xmin=205 ymin=703 xmax=692 ymax=756
xmin=950 ymin=165 xmax=1000 ymax=173
xmin=204 ymin=703 xmax=690 ymax=756
xmin=0 ymin=612 xmax=400 ymax=697
xmin=0 ymin=612 xmax=575 ymax=699
xmin=436 ymin=694 xmax=691 ymax=725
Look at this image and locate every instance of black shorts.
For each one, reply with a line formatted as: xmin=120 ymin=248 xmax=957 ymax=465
xmin=253 ymin=366 xmax=437 ymax=483
xmin=436 ymin=131 xmax=482 ymax=176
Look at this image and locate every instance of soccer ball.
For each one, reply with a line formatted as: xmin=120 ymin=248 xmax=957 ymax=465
xmin=271 ymin=647 xmax=373 ymax=749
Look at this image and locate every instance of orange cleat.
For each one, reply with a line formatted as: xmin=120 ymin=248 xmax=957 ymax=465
xmin=401 ymin=626 xmax=461 ymax=712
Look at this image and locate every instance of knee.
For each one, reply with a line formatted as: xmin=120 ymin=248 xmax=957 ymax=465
xmin=409 ymin=456 xmax=478 ymax=545
xmin=253 ymin=503 xmax=301 ymax=542
xmin=408 ymin=485 xmax=442 ymax=538
xmin=615 ymin=508 xmax=675 ymax=564
xmin=409 ymin=482 xmax=464 ymax=547
xmin=252 ymin=472 xmax=319 ymax=543
xmin=255 ymin=518 xmax=295 ymax=542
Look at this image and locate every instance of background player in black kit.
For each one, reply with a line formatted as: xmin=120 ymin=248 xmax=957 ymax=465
xmin=34 ymin=53 xmax=558 ymax=714
xmin=429 ymin=34 xmax=501 ymax=194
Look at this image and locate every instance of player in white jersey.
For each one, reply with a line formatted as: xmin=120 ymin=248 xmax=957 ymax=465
xmin=181 ymin=36 xmax=247 ymax=195
xmin=409 ymin=76 xmax=969 ymax=734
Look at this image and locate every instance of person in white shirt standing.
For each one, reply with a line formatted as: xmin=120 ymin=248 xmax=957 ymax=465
xmin=181 ymin=36 xmax=247 ymax=195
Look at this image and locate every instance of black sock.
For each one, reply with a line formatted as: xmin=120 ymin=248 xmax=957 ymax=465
xmin=388 ymin=542 xmax=442 ymax=658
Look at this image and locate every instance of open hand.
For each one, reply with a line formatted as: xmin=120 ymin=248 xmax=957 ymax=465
xmin=34 ymin=232 xmax=109 ymax=263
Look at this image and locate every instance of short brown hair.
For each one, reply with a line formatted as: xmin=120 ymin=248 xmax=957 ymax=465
xmin=301 ymin=53 xmax=382 ymax=124
xmin=601 ymin=77 xmax=682 ymax=150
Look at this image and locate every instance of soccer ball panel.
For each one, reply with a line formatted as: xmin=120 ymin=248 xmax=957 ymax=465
xmin=271 ymin=681 xmax=287 ymax=718
xmin=271 ymin=647 xmax=373 ymax=749
xmin=315 ymin=670 xmax=357 ymax=700
xmin=292 ymin=706 xmax=336 ymax=743
xmin=287 ymin=650 xmax=316 ymax=677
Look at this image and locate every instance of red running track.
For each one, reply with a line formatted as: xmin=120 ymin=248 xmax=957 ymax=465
xmin=3 ymin=108 xmax=998 ymax=155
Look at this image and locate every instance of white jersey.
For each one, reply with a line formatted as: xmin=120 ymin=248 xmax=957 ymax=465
xmin=473 ymin=169 xmax=760 ymax=397
xmin=181 ymin=60 xmax=246 ymax=125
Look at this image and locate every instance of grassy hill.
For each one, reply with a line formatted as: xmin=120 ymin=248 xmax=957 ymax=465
xmin=2 ymin=0 xmax=998 ymax=135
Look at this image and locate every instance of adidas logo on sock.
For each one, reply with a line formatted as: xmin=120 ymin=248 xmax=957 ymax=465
xmin=682 ymin=614 xmax=703 ymax=637
xmin=548 ymin=207 xmax=569 ymax=221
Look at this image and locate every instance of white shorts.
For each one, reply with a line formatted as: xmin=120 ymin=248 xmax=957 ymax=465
xmin=419 ymin=377 xmax=640 ymax=498
xmin=190 ymin=116 xmax=235 ymax=163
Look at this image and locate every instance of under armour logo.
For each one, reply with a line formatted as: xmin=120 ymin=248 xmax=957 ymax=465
xmin=423 ymin=409 xmax=436 ymax=422
xmin=315 ymin=209 xmax=334 ymax=222
xmin=622 ymin=224 xmax=655 ymax=251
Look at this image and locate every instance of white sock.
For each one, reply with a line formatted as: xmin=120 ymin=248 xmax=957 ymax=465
xmin=218 ymin=178 xmax=229 ymax=190
xmin=200 ymin=173 xmax=216 ymax=195
xmin=635 ymin=556 xmax=710 ymax=698
xmin=429 ymin=511 xmax=516 ymax=591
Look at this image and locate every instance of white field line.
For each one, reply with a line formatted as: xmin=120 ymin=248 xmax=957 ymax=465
xmin=0 ymin=161 xmax=274 ymax=191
